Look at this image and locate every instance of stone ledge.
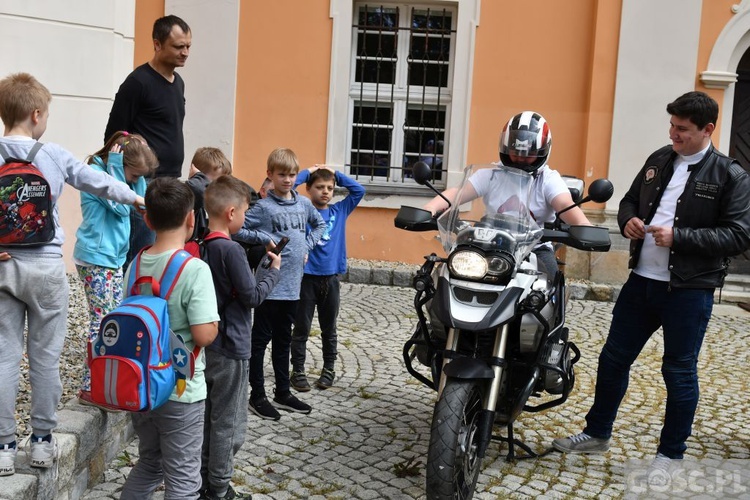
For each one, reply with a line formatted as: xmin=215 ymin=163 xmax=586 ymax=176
xmin=0 ymin=401 xmax=133 ymax=500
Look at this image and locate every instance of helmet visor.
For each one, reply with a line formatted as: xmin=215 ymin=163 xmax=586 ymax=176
xmin=503 ymin=129 xmax=544 ymax=158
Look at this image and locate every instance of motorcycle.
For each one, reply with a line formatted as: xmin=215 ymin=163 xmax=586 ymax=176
xmin=394 ymin=162 xmax=614 ymax=499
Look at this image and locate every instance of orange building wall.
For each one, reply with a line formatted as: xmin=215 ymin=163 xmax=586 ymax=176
xmin=350 ymin=0 xmax=622 ymax=264
xmin=696 ymin=0 xmax=736 ymax=141
xmin=233 ymin=1 xmax=332 ymax=185
xmin=134 ymin=0 xmax=164 ymax=65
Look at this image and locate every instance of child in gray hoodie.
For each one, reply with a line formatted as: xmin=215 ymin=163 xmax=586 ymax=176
xmin=0 ymin=73 xmax=144 ymax=476
xmin=233 ymin=148 xmax=325 ymax=420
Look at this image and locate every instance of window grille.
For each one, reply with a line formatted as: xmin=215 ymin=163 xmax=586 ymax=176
xmin=348 ymin=3 xmax=455 ymax=189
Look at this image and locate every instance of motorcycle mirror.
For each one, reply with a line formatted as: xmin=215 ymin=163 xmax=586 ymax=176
xmin=554 ymin=178 xmax=614 ymax=223
xmin=412 ymin=161 xmax=432 ymax=185
xmin=412 ymin=161 xmax=453 ymax=210
xmin=586 ymin=179 xmax=614 ymax=204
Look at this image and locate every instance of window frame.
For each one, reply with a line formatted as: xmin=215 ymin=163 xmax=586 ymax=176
xmin=326 ymin=0 xmax=481 ymax=208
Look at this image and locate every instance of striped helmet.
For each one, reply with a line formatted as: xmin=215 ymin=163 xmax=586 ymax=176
xmin=499 ymin=111 xmax=552 ymax=173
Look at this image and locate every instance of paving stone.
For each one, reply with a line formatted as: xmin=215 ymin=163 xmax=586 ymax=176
xmin=82 ymin=283 xmax=750 ymax=499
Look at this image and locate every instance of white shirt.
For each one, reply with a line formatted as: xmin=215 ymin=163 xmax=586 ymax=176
xmin=469 ymin=165 xmax=569 ymax=225
xmin=635 ymin=145 xmax=709 ymax=281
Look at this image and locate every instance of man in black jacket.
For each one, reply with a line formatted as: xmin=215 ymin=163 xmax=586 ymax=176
xmin=553 ymin=91 xmax=750 ymax=463
xmin=105 ymin=15 xmax=192 ymax=263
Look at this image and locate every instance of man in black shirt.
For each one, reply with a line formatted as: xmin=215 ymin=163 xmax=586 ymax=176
xmin=105 ymin=15 xmax=192 ymax=262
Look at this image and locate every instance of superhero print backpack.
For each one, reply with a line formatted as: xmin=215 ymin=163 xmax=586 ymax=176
xmin=0 ymin=142 xmax=54 ymax=245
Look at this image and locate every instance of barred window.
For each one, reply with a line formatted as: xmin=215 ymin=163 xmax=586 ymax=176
xmin=348 ymin=3 xmax=456 ymax=188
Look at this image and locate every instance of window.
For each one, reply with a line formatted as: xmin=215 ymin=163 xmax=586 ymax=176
xmin=327 ymin=0 xmax=479 ymax=205
xmin=348 ymin=4 xmax=455 ymax=187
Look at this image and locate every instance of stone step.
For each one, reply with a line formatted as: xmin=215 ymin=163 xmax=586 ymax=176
xmin=723 ymin=274 xmax=750 ymax=293
xmin=715 ymin=288 xmax=750 ymax=305
xmin=0 ymin=403 xmax=133 ymax=500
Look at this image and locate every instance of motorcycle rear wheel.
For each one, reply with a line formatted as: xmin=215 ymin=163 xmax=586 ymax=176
xmin=426 ymin=379 xmax=484 ymax=500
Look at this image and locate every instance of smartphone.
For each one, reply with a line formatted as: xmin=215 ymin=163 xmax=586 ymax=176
xmin=262 ymin=236 xmax=289 ymax=268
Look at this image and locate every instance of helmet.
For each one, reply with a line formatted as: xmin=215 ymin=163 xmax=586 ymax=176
xmin=499 ymin=111 xmax=552 ymax=173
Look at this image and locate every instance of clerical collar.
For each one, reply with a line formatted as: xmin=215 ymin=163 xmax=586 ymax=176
xmin=679 ymin=144 xmax=710 ymax=166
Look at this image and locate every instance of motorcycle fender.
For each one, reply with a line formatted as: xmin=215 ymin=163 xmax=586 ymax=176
xmin=432 ymin=276 xmax=523 ymax=330
xmin=443 ymin=357 xmax=494 ymax=379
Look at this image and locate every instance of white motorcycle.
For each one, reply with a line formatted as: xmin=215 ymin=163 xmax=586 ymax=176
xmin=395 ymin=162 xmax=614 ymax=499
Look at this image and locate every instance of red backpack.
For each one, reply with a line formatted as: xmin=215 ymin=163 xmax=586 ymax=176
xmin=0 ymin=142 xmax=54 ymax=245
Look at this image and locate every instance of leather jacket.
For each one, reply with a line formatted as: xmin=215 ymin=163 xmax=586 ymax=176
xmin=618 ymin=144 xmax=750 ymax=289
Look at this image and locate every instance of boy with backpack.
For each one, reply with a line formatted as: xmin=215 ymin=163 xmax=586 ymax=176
xmin=0 ymin=72 xmax=145 ymax=476
xmin=119 ymin=178 xmax=219 ymax=500
xmin=186 ymin=147 xmax=233 ymax=240
xmin=290 ymin=166 xmax=364 ymax=390
xmin=198 ymin=175 xmax=280 ymax=500
xmin=234 ymin=148 xmax=326 ymax=420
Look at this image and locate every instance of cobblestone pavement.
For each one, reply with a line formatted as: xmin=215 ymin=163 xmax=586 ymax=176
xmin=83 ymin=283 xmax=750 ymax=499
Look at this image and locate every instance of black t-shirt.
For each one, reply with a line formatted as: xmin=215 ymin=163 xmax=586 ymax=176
xmin=105 ymin=63 xmax=186 ymax=178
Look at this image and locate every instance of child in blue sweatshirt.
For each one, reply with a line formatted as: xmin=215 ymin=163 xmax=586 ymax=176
xmin=233 ymin=148 xmax=325 ymax=420
xmin=290 ymin=166 xmax=364 ymax=391
xmin=74 ymin=131 xmax=157 ymax=405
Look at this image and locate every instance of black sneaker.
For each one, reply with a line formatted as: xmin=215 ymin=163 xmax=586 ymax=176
xmin=205 ymin=485 xmax=252 ymax=499
xmin=290 ymin=371 xmax=311 ymax=392
xmin=316 ymin=368 xmax=336 ymax=389
xmin=273 ymin=390 xmax=312 ymax=414
xmin=249 ymin=396 xmax=281 ymax=421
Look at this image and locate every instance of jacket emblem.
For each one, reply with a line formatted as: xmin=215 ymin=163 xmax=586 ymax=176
xmin=644 ymin=166 xmax=658 ymax=184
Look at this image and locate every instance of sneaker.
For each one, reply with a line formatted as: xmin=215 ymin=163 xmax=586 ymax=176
xmin=316 ymin=368 xmax=336 ymax=389
xmin=551 ymin=432 xmax=610 ymax=454
xmin=648 ymin=452 xmax=678 ymax=487
xmin=249 ymin=397 xmax=281 ymax=421
xmin=30 ymin=435 xmax=57 ymax=468
xmin=290 ymin=371 xmax=311 ymax=392
xmin=0 ymin=442 xmax=17 ymax=476
xmin=273 ymin=390 xmax=312 ymax=414
xmin=205 ymin=485 xmax=252 ymax=499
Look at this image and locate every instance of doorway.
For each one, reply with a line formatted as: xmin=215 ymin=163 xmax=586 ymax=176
xmin=728 ymin=47 xmax=750 ymax=274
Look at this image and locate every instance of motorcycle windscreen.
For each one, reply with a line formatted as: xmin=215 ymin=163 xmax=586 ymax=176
xmin=436 ymin=164 xmax=543 ymax=263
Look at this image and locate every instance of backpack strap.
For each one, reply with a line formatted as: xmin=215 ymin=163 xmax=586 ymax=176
xmin=203 ymin=231 xmax=230 ymax=243
xmin=25 ymin=142 xmax=44 ymax=162
xmin=158 ymin=250 xmax=194 ymax=300
xmin=0 ymin=141 xmax=43 ymax=163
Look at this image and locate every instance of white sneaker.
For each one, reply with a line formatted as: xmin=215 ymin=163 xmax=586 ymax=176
xmin=0 ymin=443 xmax=17 ymax=476
xmin=647 ymin=452 xmax=675 ymax=487
xmin=29 ymin=435 xmax=57 ymax=469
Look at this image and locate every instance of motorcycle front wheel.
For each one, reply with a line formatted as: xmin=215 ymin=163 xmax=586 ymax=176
xmin=426 ymin=379 xmax=484 ymax=500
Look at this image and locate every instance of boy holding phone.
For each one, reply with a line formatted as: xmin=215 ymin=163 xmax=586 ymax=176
xmin=234 ymin=148 xmax=325 ymax=420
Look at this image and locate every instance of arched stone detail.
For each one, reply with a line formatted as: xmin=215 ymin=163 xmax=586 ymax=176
xmin=700 ymin=3 xmax=750 ymax=88
xmin=701 ymin=3 xmax=750 ymax=150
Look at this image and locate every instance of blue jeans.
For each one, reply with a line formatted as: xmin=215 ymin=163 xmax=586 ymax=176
xmin=249 ymin=299 xmax=298 ymax=399
xmin=291 ymin=274 xmax=340 ymax=371
xmin=584 ymin=272 xmax=714 ymax=459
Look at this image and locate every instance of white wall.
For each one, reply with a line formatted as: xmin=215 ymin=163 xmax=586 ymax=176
xmin=608 ymin=0 xmax=703 ymax=208
xmin=0 ymin=0 xmax=136 ymax=271
xmin=165 ymin=0 xmax=239 ymax=173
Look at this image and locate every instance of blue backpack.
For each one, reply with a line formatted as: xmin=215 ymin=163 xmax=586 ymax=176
xmin=88 ymin=250 xmax=199 ymax=411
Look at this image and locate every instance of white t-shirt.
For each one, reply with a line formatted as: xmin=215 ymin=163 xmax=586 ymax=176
xmin=469 ymin=165 xmax=569 ymax=225
xmin=634 ymin=146 xmax=709 ymax=282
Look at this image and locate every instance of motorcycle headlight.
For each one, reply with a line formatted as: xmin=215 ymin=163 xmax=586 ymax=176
xmin=448 ymin=250 xmax=487 ymax=279
xmin=487 ymin=256 xmax=512 ymax=276
xmin=448 ymin=250 xmax=514 ymax=282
